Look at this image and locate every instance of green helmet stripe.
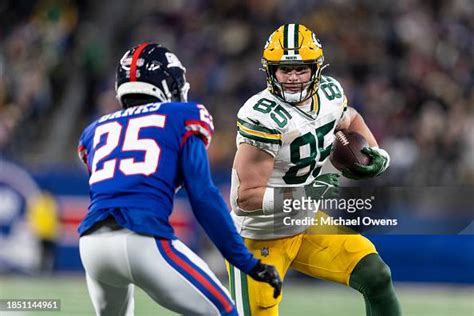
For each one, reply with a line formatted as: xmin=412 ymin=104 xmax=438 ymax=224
xmin=283 ymin=24 xmax=289 ymax=55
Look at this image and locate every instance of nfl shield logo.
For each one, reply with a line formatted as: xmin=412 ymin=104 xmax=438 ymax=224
xmin=261 ymin=247 xmax=270 ymax=257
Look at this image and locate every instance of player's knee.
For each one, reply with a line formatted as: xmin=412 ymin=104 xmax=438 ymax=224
xmin=368 ymin=260 xmax=392 ymax=293
xmin=350 ymin=254 xmax=393 ymax=296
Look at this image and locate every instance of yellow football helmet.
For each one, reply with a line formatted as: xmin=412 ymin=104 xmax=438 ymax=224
xmin=262 ymin=24 xmax=325 ymax=104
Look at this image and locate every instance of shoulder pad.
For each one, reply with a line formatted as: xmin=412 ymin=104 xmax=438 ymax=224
xmin=319 ymin=75 xmax=347 ymax=110
xmin=236 ymin=94 xmax=284 ymax=156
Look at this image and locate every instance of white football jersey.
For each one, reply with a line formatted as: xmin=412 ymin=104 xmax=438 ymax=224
xmin=231 ymin=76 xmax=347 ymax=239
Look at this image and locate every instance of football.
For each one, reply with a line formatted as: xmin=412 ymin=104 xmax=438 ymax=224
xmin=330 ymin=131 xmax=370 ymax=171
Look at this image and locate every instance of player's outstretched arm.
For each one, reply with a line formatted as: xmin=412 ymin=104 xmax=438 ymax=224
xmin=180 ymin=137 xmax=257 ymax=271
xmin=180 ymin=137 xmax=282 ymax=297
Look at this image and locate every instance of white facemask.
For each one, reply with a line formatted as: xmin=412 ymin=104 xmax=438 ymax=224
xmin=281 ymin=89 xmax=309 ymax=103
xmin=275 ymin=81 xmax=311 ymax=104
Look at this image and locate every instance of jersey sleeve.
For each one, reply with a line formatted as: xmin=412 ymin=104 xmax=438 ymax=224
xmin=180 ymin=103 xmax=214 ymax=148
xmin=236 ymin=98 xmax=283 ymax=157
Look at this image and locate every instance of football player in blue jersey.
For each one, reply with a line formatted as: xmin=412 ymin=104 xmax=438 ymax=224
xmin=77 ymin=42 xmax=281 ymax=316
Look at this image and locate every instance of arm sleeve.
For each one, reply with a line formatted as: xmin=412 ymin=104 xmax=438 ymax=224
xmin=180 ymin=136 xmax=258 ymax=273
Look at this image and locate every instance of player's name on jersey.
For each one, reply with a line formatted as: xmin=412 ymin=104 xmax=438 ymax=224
xmin=282 ymin=215 xmax=398 ymax=227
xmin=98 ymin=103 xmax=162 ymax=123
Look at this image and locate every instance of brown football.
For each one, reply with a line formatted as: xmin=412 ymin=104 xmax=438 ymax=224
xmin=330 ymin=131 xmax=370 ymax=171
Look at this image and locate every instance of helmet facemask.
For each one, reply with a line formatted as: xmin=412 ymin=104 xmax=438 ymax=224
xmin=159 ymin=66 xmax=190 ymax=103
xmin=263 ymin=58 xmax=326 ymax=105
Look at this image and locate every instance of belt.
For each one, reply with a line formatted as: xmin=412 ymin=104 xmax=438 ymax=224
xmin=82 ymin=216 xmax=123 ymax=235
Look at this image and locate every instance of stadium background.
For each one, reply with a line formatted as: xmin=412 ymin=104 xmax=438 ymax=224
xmin=0 ymin=0 xmax=473 ymax=315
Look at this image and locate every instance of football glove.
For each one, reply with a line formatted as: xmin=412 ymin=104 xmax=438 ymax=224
xmin=248 ymin=260 xmax=282 ymax=298
xmin=342 ymin=147 xmax=390 ymax=180
xmin=305 ymin=173 xmax=340 ymax=199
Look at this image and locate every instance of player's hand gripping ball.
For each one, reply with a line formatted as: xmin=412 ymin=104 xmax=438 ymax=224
xmin=330 ymin=131 xmax=389 ymax=179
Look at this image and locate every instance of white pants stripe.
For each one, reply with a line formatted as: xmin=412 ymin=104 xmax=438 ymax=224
xmin=233 ymin=266 xmax=244 ymax=315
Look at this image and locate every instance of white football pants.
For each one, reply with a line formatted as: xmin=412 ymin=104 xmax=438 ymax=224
xmin=79 ymin=224 xmax=236 ymax=315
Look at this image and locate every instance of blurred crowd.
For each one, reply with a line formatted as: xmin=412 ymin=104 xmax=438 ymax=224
xmin=0 ymin=0 xmax=83 ymax=158
xmin=1 ymin=0 xmax=473 ymax=185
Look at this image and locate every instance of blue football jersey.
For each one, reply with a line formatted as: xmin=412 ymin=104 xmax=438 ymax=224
xmin=77 ymin=102 xmax=214 ymax=238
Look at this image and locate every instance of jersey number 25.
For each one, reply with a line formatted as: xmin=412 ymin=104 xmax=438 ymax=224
xmin=89 ymin=114 xmax=165 ymax=184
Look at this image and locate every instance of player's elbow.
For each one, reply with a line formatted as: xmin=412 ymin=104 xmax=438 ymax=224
xmin=230 ymin=186 xmax=262 ymax=216
xmin=347 ymin=110 xmax=365 ymax=131
xmin=236 ymin=190 xmax=258 ymax=211
xmin=233 ymin=188 xmax=265 ymax=216
xmin=230 ymin=168 xmax=265 ymax=216
xmin=337 ymin=107 xmax=358 ymax=131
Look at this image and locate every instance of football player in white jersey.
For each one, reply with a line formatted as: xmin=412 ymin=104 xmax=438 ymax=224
xmin=227 ymin=24 xmax=401 ymax=316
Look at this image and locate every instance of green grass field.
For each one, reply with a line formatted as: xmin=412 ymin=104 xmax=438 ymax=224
xmin=1 ymin=276 xmax=473 ymax=315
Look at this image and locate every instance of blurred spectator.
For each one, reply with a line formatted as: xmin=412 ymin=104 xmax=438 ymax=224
xmin=27 ymin=191 xmax=59 ymax=274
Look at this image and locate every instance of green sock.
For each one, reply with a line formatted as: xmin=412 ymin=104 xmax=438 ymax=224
xmin=349 ymin=253 xmax=402 ymax=316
